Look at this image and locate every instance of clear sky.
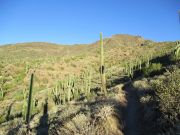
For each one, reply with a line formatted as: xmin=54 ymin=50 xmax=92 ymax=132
xmin=0 ymin=0 xmax=180 ymax=45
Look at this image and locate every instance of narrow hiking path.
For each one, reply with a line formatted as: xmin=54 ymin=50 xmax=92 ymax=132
xmin=123 ymin=82 xmax=141 ymax=135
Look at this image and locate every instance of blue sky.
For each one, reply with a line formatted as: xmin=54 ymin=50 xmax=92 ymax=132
xmin=0 ymin=0 xmax=180 ymax=45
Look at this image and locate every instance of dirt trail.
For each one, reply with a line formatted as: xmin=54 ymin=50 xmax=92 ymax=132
xmin=123 ymin=82 xmax=141 ymax=135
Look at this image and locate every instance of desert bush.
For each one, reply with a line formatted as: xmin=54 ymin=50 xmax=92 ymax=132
xmin=138 ymin=68 xmax=180 ymax=134
xmin=133 ymin=79 xmax=151 ymax=91
xmin=0 ymin=73 xmax=11 ymax=100
xmin=151 ymin=68 xmax=180 ymax=133
xmin=142 ymin=63 xmax=162 ymax=76
xmin=0 ymin=113 xmax=6 ymax=124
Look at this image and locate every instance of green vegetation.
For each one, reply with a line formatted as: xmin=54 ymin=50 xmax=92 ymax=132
xmin=0 ymin=70 xmax=12 ymax=100
xmin=0 ymin=35 xmax=179 ymax=135
xmin=152 ymin=68 xmax=180 ymax=130
xmin=142 ymin=63 xmax=162 ymax=76
xmin=136 ymin=67 xmax=180 ymax=134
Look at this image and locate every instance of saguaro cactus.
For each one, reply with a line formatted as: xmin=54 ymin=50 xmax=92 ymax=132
xmin=175 ymin=44 xmax=180 ymax=58
xmin=0 ymin=74 xmax=7 ymax=100
xmin=87 ymin=70 xmax=92 ymax=98
xmin=26 ymin=73 xmax=34 ymax=127
xmin=82 ymin=70 xmax=92 ymax=99
xmin=67 ymin=75 xmax=72 ymax=102
xmin=100 ymin=33 xmax=107 ymax=96
xmin=52 ymin=83 xmax=61 ymax=105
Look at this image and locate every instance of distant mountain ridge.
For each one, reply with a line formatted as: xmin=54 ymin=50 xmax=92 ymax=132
xmin=0 ymin=34 xmax=162 ymax=59
xmin=0 ymin=34 xmax=153 ymax=47
xmin=99 ymin=34 xmax=153 ymax=46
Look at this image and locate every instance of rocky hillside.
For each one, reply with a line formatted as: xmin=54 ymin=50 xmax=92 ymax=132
xmin=0 ymin=34 xmax=179 ymax=135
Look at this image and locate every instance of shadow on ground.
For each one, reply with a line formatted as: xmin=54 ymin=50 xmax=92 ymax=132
xmin=36 ymin=98 xmax=49 ymax=135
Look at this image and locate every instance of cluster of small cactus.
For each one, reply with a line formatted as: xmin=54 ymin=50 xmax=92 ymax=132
xmin=124 ymin=54 xmax=154 ymax=78
xmin=81 ymin=69 xmax=92 ymax=99
xmin=51 ymin=70 xmax=93 ymax=105
xmin=145 ymin=55 xmax=150 ymax=68
xmin=52 ymin=74 xmax=77 ymax=105
xmin=123 ymin=49 xmax=174 ymax=78
xmin=124 ymin=62 xmax=134 ymax=78
xmin=137 ymin=59 xmax=142 ymax=70
xmin=0 ymin=71 xmax=9 ymax=100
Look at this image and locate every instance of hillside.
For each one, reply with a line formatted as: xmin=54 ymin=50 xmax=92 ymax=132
xmin=0 ymin=34 xmax=151 ymax=59
xmin=0 ymin=34 xmax=179 ymax=135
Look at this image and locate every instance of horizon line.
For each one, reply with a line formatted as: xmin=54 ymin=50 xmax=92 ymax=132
xmin=0 ymin=33 xmax=179 ymax=46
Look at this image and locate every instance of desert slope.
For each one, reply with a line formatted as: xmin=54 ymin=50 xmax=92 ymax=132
xmin=0 ymin=34 xmax=179 ymax=135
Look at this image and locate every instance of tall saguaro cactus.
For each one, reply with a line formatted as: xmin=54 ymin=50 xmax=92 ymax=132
xmin=100 ymin=33 xmax=107 ymax=96
xmin=26 ymin=73 xmax=34 ymax=126
xmin=175 ymin=44 xmax=180 ymax=58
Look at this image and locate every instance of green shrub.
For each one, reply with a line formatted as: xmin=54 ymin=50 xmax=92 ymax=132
xmin=47 ymin=66 xmax=54 ymax=71
xmin=0 ymin=115 xmax=6 ymax=124
xmin=142 ymin=63 xmax=162 ymax=76
xmin=15 ymin=91 xmax=24 ymax=101
xmin=151 ymin=68 xmax=180 ymax=132
xmin=71 ymin=63 xmax=77 ymax=67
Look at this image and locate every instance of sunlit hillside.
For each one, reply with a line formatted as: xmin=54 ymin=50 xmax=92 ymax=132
xmin=0 ymin=34 xmax=179 ymax=135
